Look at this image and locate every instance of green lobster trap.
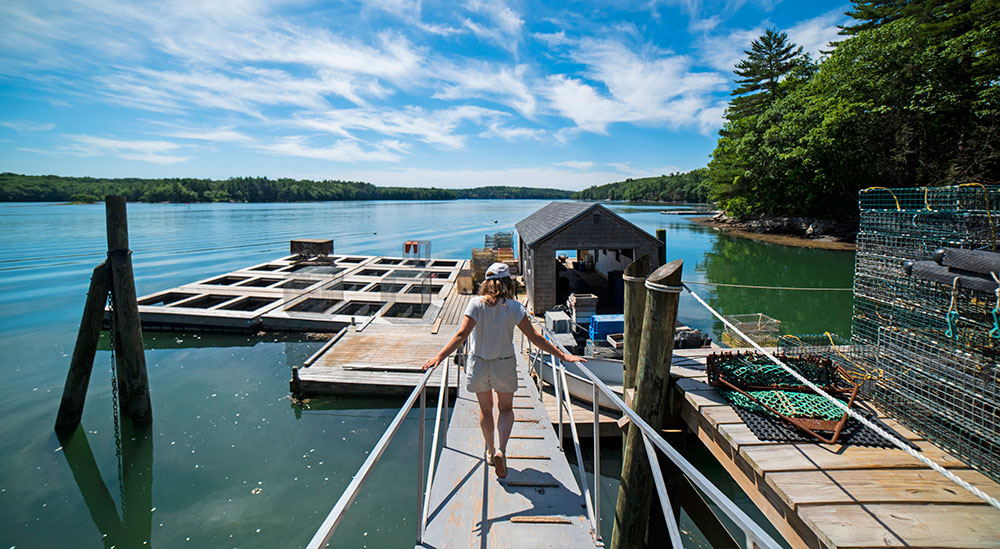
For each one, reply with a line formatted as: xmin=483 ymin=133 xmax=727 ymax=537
xmin=707 ymin=351 xmax=860 ymax=444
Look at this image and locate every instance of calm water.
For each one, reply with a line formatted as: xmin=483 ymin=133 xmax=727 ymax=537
xmin=0 ymin=200 xmax=854 ymax=547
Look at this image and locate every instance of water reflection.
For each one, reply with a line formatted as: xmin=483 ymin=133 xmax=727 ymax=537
xmin=58 ymin=419 xmax=153 ymax=548
xmin=697 ymin=233 xmax=855 ymax=337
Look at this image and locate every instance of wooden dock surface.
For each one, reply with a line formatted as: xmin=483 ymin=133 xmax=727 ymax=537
xmin=421 ymin=332 xmax=596 ymax=548
xmin=669 ymin=348 xmax=1000 ymax=548
xmin=293 ymin=324 xmax=461 ymax=395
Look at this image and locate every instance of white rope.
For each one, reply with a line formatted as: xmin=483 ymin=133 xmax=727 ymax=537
xmin=683 ymin=283 xmax=1000 ymax=511
xmin=682 ymin=280 xmax=853 ymax=291
xmin=645 ymin=280 xmax=683 ymax=293
xmin=622 ymin=274 xmax=647 ymax=282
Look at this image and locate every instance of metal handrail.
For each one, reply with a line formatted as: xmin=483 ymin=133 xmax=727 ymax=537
xmin=306 ymin=350 xmax=455 ymax=548
xmin=531 ymin=319 xmax=782 ymax=549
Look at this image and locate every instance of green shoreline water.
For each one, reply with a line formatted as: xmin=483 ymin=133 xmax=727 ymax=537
xmin=0 ymin=200 xmax=852 ymax=547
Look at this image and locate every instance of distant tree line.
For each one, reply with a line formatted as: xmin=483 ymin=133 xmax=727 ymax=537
xmin=707 ymin=0 xmax=999 ymax=220
xmin=0 ymin=173 xmax=573 ymax=203
xmin=571 ymin=169 xmax=711 ymax=202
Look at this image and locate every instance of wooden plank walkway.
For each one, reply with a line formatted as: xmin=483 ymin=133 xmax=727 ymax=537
xmin=669 ymin=348 xmax=1000 ymax=549
xmin=421 ymin=332 xmax=596 ymax=548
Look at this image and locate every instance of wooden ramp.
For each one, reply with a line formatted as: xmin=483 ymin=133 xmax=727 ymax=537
xmin=670 ymin=348 xmax=1000 ymax=549
xmin=421 ymin=333 xmax=596 ymax=548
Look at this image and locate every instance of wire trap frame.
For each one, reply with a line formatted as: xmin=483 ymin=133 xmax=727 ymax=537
xmin=707 ymin=351 xmax=861 ymax=444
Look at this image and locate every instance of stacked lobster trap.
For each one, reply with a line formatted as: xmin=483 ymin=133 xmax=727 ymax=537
xmin=850 ymin=185 xmax=1000 ymax=481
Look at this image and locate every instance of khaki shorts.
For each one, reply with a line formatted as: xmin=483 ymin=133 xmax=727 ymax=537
xmin=466 ymin=355 xmax=518 ymax=394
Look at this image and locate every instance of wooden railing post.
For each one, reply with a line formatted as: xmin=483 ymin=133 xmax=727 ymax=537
xmin=655 ymin=228 xmax=667 ymax=266
xmin=105 ymin=196 xmax=152 ymax=424
xmin=55 ymin=261 xmax=111 ymax=432
xmin=612 ymin=259 xmax=683 ymax=549
xmin=622 ymin=255 xmax=650 ymax=393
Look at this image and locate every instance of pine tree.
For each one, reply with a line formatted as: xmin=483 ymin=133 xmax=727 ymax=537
xmin=840 ymin=0 xmax=913 ymax=35
xmin=727 ymin=29 xmax=806 ymax=121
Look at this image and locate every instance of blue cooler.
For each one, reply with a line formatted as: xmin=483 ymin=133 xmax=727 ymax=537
xmin=589 ymin=314 xmax=625 ymax=341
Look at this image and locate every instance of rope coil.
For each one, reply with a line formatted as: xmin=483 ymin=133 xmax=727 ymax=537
xmin=622 ymin=274 xmax=647 ymax=283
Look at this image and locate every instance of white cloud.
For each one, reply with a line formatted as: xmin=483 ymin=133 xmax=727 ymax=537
xmin=293 ymin=105 xmax=503 ymax=149
xmin=162 ymin=128 xmax=255 ymax=143
xmin=0 ymin=120 xmax=55 ymax=133
xmin=542 ymin=37 xmax=727 ymax=134
xmin=554 ymin=160 xmax=594 ymax=169
xmin=61 ymin=134 xmax=191 ymax=164
xmin=787 ymin=9 xmax=847 ymax=60
xmin=434 ymin=63 xmax=537 ymax=117
xmin=256 ymin=136 xmax=405 ymax=163
xmin=464 ymin=0 xmax=524 ymax=53
xmin=479 ymin=122 xmax=544 ymax=141
xmin=697 ymin=25 xmax=765 ymax=73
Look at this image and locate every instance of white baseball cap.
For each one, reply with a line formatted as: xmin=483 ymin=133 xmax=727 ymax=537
xmin=485 ymin=262 xmax=511 ymax=280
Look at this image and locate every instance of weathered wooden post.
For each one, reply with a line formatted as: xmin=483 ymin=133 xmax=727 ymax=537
xmin=622 ymin=255 xmax=649 ymax=393
xmin=55 ymin=262 xmax=111 ymax=431
xmin=105 ymin=195 xmax=152 ymax=424
xmin=612 ymin=259 xmax=683 ymax=549
xmin=655 ymin=228 xmax=666 ymax=266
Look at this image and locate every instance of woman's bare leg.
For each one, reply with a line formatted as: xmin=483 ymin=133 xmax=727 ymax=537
xmin=475 ymin=391 xmax=496 ymax=457
xmin=495 ymin=392 xmax=514 ymax=454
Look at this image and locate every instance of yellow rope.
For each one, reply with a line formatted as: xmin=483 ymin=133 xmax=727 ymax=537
xmin=921 ymin=187 xmax=934 ymax=211
xmin=958 ymin=183 xmax=996 ymax=251
xmin=824 ymin=331 xmax=882 ymax=381
xmin=861 ymin=186 xmax=901 ymax=211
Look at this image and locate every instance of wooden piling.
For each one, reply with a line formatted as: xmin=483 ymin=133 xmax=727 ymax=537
xmin=622 ymin=255 xmax=649 ymax=393
xmin=655 ymin=228 xmax=666 ymax=266
xmin=55 ymin=261 xmax=111 ymax=432
xmin=612 ymin=259 xmax=683 ymax=549
xmin=105 ymin=196 xmax=152 ymax=424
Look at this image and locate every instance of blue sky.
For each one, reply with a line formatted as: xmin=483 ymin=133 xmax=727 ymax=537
xmin=0 ymin=0 xmax=848 ymax=190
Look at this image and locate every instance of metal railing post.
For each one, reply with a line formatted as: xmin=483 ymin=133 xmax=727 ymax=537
xmin=593 ymin=383 xmax=601 ymax=543
xmin=443 ymin=360 xmax=450 ymax=447
xmin=553 ymin=354 xmax=563 ymax=449
xmin=641 ymin=433 xmax=683 ymax=549
xmin=417 ymin=386 xmax=426 ymax=544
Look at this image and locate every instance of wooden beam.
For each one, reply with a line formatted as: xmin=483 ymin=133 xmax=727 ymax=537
xmin=105 ymin=196 xmax=152 ymax=424
xmin=622 ymin=255 xmax=649 ymax=393
xmin=612 ymin=259 xmax=683 ymax=549
xmin=55 ymin=261 xmax=111 ymax=432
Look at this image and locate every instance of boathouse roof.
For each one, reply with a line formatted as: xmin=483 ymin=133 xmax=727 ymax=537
xmin=515 ymin=201 xmax=657 ymax=247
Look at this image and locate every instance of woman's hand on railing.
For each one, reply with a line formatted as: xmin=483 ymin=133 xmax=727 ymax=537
xmin=560 ymin=352 xmax=586 ymax=363
xmin=422 ymin=356 xmax=442 ymax=370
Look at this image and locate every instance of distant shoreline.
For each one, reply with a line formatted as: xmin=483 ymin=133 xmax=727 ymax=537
xmin=690 ymin=216 xmax=856 ymax=251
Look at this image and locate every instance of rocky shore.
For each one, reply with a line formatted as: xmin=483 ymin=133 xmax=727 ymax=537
xmin=691 ymin=213 xmax=857 ymax=251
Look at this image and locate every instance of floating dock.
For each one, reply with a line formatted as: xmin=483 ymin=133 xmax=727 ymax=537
xmin=135 ymin=254 xmax=464 ymax=332
xmin=669 ymin=347 xmax=1000 ymax=548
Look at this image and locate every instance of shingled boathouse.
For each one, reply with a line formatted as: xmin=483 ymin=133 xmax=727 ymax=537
xmin=515 ymin=202 xmax=663 ymax=313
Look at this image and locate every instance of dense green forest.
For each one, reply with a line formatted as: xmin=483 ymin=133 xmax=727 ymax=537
xmin=571 ymin=168 xmax=710 ymax=202
xmin=708 ymin=0 xmax=999 ymax=220
xmin=0 ymin=173 xmax=573 ymax=203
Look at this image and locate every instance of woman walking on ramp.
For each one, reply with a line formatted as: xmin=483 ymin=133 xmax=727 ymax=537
xmin=423 ymin=262 xmax=585 ymax=479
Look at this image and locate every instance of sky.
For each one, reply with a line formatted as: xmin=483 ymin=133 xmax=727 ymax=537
xmin=0 ymin=0 xmax=849 ymax=190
